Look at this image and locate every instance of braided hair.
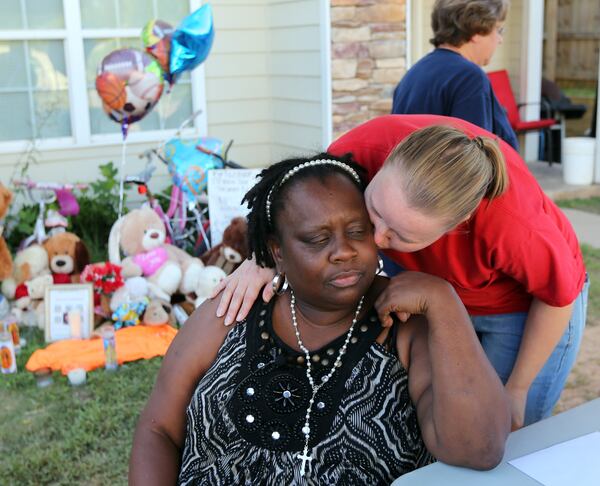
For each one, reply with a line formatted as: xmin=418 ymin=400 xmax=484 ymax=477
xmin=243 ymin=152 xmax=367 ymax=268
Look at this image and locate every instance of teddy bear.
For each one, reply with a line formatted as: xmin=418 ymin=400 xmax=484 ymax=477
xmin=19 ymin=274 xmax=53 ymax=329
xmin=142 ymin=299 xmax=175 ymax=327
xmin=43 ymin=232 xmax=90 ymax=284
xmin=1 ymin=244 xmax=50 ymax=301
xmin=201 ymin=217 xmax=248 ymax=275
xmin=193 ymin=265 xmax=227 ymax=308
xmin=109 ymin=276 xmax=149 ymax=312
xmin=0 ymin=182 xmax=14 ymax=281
xmin=108 ymin=207 xmax=205 ymax=301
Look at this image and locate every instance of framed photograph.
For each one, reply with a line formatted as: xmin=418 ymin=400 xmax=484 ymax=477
xmin=45 ymin=284 xmax=94 ymax=343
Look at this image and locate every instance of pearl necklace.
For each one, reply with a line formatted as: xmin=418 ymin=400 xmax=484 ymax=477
xmin=289 ymin=289 xmax=365 ymax=477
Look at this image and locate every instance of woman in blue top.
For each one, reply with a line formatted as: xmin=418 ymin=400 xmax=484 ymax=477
xmin=392 ymin=0 xmax=518 ymax=150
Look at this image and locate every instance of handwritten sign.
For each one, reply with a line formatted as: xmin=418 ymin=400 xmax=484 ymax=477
xmin=208 ymin=169 xmax=262 ymax=246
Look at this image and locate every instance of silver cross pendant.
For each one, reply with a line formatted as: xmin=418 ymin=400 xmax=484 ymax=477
xmin=297 ymin=448 xmax=312 ymax=477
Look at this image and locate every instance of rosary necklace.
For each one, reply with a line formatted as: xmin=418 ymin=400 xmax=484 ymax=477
xmin=289 ymin=289 xmax=365 ymax=477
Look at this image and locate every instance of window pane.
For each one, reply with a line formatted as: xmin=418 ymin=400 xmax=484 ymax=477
xmin=0 ymin=92 xmax=32 ymax=141
xmin=0 ymin=0 xmax=64 ymax=30
xmin=0 ymin=41 xmax=28 ymax=89
xmin=80 ymin=0 xmax=117 ymax=29
xmin=156 ymin=0 xmax=189 ymax=27
xmin=0 ymin=1 xmax=24 ymax=29
xmin=81 ymin=0 xmax=189 ymax=29
xmin=154 ymin=83 xmax=193 ymax=129
xmin=29 ymin=40 xmax=68 ymax=91
xmin=26 ymin=0 xmax=64 ymax=29
xmin=0 ymin=40 xmax=70 ymax=141
xmin=120 ymin=0 xmax=148 ymax=29
xmin=33 ymin=90 xmax=70 ymax=138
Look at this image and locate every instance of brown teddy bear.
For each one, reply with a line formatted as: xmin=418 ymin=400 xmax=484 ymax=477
xmin=43 ymin=232 xmax=90 ymax=284
xmin=0 ymin=182 xmax=13 ymax=281
xmin=142 ymin=299 xmax=175 ymax=327
xmin=201 ymin=217 xmax=248 ymax=275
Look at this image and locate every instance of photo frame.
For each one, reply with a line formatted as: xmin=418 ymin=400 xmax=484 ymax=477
xmin=44 ymin=284 xmax=94 ymax=343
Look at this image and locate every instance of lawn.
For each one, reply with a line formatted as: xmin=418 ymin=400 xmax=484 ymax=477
xmin=2 ymin=242 xmax=600 ymax=485
xmin=0 ymin=329 xmax=160 ymax=486
xmin=557 ymin=196 xmax=600 ymax=215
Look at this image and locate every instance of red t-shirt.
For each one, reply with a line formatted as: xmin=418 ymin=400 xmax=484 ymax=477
xmin=328 ymin=115 xmax=585 ymax=315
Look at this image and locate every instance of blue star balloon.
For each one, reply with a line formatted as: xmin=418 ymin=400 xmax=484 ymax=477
xmin=170 ymin=4 xmax=215 ymax=79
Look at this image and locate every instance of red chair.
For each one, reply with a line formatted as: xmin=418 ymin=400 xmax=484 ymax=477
xmin=487 ymin=69 xmax=558 ymax=164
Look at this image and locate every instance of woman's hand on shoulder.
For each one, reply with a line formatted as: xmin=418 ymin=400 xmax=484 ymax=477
xmin=208 ymin=257 xmax=276 ymax=326
xmin=375 ymin=271 xmax=456 ymax=327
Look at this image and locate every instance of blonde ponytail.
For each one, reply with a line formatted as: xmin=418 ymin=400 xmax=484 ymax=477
xmin=477 ymin=135 xmax=509 ymax=199
xmin=384 ymin=125 xmax=509 ymax=228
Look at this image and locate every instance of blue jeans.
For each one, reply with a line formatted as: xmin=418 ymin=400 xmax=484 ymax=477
xmin=471 ymin=277 xmax=589 ymax=425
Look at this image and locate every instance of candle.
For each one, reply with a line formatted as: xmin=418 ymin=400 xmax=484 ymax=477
xmin=68 ymin=310 xmax=82 ymax=339
xmin=67 ymin=368 xmax=86 ymax=386
xmin=34 ymin=368 xmax=54 ymax=388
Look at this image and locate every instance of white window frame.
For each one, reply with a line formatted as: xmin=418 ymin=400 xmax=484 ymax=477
xmin=0 ymin=0 xmax=207 ymax=154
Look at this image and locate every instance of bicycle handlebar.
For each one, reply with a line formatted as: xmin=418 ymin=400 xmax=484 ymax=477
xmin=13 ymin=180 xmax=89 ymax=191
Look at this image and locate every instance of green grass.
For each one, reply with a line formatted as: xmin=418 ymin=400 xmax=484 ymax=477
xmin=557 ymin=197 xmax=600 ymax=215
xmin=562 ymin=87 xmax=596 ymax=99
xmin=1 ymin=244 xmax=600 ymax=485
xmin=0 ymin=328 xmax=161 ymax=485
xmin=582 ymin=244 xmax=600 ymax=325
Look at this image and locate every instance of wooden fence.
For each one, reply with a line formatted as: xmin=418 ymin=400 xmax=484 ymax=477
xmin=544 ymin=0 xmax=600 ymax=87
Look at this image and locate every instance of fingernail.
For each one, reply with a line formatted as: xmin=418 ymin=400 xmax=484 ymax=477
xmin=236 ymin=313 xmax=243 ymax=322
xmin=224 ymin=320 xmax=232 ymax=327
xmin=216 ymin=307 xmax=225 ymax=318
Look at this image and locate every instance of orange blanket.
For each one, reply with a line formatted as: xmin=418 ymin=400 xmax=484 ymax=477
xmin=26 ymin=325 xmax=177 ymax=375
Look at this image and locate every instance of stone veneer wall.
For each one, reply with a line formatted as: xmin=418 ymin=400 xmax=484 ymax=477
xmin=331 ymin=0 xmax=407 ymax=140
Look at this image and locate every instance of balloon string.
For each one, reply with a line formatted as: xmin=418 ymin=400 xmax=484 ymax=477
xmin=117 ymin=135 xmax=128 ymax=220
xmin=159 ymin=88 xmax=172 ymax=132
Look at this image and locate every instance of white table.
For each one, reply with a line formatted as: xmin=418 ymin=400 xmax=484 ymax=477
xmin=392 ymin=398 xmax=600 ymax=485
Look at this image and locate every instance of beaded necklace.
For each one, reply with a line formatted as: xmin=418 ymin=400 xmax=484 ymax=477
xmin=289 ymin=289 xmax=365 ymax=476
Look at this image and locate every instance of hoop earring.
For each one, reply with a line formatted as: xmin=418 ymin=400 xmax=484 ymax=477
xmin=272 ymin=272 xmax=289 ymax=295
xmin=376 ymin=256 xmax=384 ymax=275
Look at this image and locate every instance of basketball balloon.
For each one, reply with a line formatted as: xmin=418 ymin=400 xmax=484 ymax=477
xmin=96 ymin=48 xmax=164 ymax=137
xmin=96 ymin=71 xmax=127 ymax=111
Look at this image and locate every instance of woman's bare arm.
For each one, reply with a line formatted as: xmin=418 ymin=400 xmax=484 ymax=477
xmin=129 ymin=299 xmax=230 ymax=485
xmin=378 ymin=272 xmax=511 ymax=469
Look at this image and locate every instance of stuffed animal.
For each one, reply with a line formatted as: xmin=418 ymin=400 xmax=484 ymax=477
xmin=201 ymin=217 xmax=248 ymax=275
xmin=0 ymin=183 xmax=13 ymax=281
xmin=109 ymin=276 xmax=149 ymax=312
xmin=108 ymin=207 xmax=204 ymax=300
xmin=21 ymin=274 xmax=53 ymax=329
xmin=43 ymin=232 xmax=90 ymax=284
xmin=112 ymin=297 xmax=149 ymax=330
xmin=142 ymin=299 xmax=175 ymax=327
xmin=1 ymin=244 xmax=50 ymax=300
xmin=193 ymin=265 xmax=227 ymax=308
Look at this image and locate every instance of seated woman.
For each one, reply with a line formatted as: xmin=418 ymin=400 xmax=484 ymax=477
xmin=129 ymin=154 xmax=510 ymax=485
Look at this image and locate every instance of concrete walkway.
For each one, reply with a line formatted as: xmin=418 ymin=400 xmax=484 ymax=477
xmin=527 ymin=160 xmax=600 ymax=248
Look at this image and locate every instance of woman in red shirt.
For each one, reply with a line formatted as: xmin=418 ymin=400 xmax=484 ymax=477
xmin=211 ymin=115 xmax=588 ymax=430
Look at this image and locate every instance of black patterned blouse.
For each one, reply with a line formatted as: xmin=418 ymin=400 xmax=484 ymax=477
xmin=178 ymin=299 xmax=432 ymax=485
